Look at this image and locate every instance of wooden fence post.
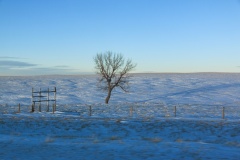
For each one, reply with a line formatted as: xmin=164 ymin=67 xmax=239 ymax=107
xmin=32 ymin=88 xmax=34 ymax=112
xmin=47 ymin=88 xmax=49 ymax=112
xmin=130 ymin=106 xmax=133 ymax=117
xmin=52 ymin=104 xmax=55 ymax=114
xmin=32 ymin=102 xmax=35 ymax=112
xmin=39 ymin=88 xmax=41 ymax=112
xmin=54 ymin=87 xmax=56 ymax=112
xmin=174 ymin=106 xmax=176 ymax=117
xmin=222 ymin=107 xmax=225 ymax=119
xmin=18 ymin=103 xmax=20 ymax=113
xmin=89 ymin=105 xmax=92 ymax=116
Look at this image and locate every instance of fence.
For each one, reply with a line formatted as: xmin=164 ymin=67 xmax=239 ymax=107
xmin=32 ymin=87 xmax=56 ymax=112
xmin=1 ymin=103 xmax=239 ymax=120
xmin=74 ymin=104 xmax=237 ymax=120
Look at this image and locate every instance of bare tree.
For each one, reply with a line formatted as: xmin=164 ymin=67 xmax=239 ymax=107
xmin=94 ymin=51 xmax=136 ymax=104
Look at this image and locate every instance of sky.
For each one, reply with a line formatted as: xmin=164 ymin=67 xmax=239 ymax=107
xmin=0 ymin=0 xmax=240 ymax=76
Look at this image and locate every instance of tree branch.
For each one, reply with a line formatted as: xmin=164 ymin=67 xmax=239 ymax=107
xmin=94 ymin=51 xmax=136 ymax=103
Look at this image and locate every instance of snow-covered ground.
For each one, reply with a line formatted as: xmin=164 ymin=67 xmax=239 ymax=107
xmin=0 ymin=73 xmax=240 ymax=159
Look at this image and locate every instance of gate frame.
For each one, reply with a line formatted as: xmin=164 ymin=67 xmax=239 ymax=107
xmin=32 ymin=87 xmax=56 ymax=112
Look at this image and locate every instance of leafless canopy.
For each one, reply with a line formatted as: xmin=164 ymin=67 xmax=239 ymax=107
xmin=94 ymin=51 xmax=136 ymax=104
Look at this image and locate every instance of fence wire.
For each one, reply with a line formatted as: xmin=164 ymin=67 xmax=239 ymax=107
xmin=0 ymin=103 xmax=239 ymax=120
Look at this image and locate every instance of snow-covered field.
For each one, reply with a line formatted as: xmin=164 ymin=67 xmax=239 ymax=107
xmin=0 ymin=73 xmax=240 ymax=159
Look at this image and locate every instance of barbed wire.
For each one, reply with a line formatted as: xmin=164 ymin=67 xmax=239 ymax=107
xmin=0 ymin=103 xmax=240 ymax=120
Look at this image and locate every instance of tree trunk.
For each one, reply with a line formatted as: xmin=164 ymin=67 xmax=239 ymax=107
xmin=105 ymin=88 xmax=112 ymax=104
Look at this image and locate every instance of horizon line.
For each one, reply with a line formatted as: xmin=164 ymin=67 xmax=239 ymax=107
xmin=1 ymin=71 xmax=240 ymax=77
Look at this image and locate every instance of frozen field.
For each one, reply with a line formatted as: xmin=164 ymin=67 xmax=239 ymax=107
xmin=0 ymin=73 xmax=240 ymax=159
xmin=1 ymin=73 xmax=240 ymax=106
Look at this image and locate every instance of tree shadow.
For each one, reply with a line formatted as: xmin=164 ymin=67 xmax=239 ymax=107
xmin=135 ymin=83 xmax=240 ymax=103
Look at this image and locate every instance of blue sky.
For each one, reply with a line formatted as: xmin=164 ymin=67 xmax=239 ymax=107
xmin=0 ymin=0 xmax=240 ymax=76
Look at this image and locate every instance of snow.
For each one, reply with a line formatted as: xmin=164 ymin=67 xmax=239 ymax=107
xmin=0 ymin=73 xmax=240 ymax=159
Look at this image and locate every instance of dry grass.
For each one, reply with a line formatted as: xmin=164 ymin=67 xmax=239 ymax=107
xmin=44 ymin=137 xmax=55 ymax=143
xmin=109 ymin=136 xmax=120 ymax=141
xmin=143 ymin=137 xmax=162 ymax=143
xmin=176 ymin=139 xmax=183 ymax=143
